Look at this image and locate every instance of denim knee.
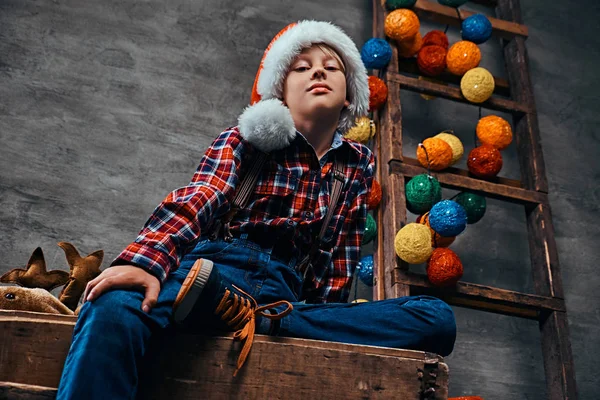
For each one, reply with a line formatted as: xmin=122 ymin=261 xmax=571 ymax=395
xmin=422 ymin=297 xmax=456 ymax=356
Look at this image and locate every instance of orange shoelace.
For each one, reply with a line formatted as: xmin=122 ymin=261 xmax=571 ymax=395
xmin=215 ymin=285 xmax=293 ymax=376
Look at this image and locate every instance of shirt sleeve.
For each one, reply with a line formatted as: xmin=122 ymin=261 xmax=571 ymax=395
xmin=316 ymin=150 xmax=375 ymax=303
xmin=111 ymin=128 xmax=247 ymax=283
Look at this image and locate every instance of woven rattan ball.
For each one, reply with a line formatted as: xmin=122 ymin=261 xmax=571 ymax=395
xmin=416 ymin=137 xmax=453 ymax=171
xmin=394 ymin=223 xmax=433 ymax=264
xmin=417 ymin=45 xmax=447 ymax=77
xmin=446 ymin=41 xmax=481 ymax=76
xmin=460 ymin=67 xmax=495 ymax=103
xmin=422 ymin=30 xmax=449 ymax=49
xmin=462 ymin=14 xmax=493 ymax=44
xmin=406 ymin=174 xmax=442 ymax=214
xmin=346 ymin=116 xmax=376 ymax=144
xmin=438 ymin=0 xmax=468 ymax=6
xmin=416 ymin=212 xmax=456 ymax=248
xmin=361 ymin=38 xmax=392 ymax=69
xmin=385 ymin=9 xmax=420 ymax=41
xmin=467 ymin=144 xmax=503 ymax=178
xmin=397 ymin=32 xmax=423 ymax=58
xmin=427 ymin=248 xmax=463 ymax=287
xmin=385 ymin=0 xmax=417 ymax=10
xmin=476 ymin=115 xmax=513 ymax=150
xmin=367 ymin=179 xmax=382 ymax=210
xmin=368 ymin=75 xmax=388 ymax=111
xmin=434 ymin=131 xmax=464 ymax=165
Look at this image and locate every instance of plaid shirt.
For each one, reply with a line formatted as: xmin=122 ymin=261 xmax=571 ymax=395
xmin=113 ymin=126 xmax=374 ymax=303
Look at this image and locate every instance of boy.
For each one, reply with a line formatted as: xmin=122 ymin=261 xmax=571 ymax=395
xmin=57 ymin=21 xmax=456 ymax=399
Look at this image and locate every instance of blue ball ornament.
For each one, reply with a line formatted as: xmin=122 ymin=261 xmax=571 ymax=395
xmin=357 ymin=255 xmax=374 ymax=287
xmin=438 ymin=0 xmax=469 ymax=6
xmin=361 ymin=38 xmax=392 ymax=69
xmin=462 ymin=14 xmax=493 ymax=44
xmin=429 ymin=200 xmax=468 ymax=237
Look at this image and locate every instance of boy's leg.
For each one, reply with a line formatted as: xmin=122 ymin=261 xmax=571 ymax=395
xmin=56 ymin=258 xmax=191 ymax=399
xmin=272 ymin=296 xmax=457 ymax=357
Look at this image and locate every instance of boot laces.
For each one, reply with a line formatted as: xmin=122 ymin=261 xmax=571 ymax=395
xmin=215 ymin=285 xmax=293 ymax=376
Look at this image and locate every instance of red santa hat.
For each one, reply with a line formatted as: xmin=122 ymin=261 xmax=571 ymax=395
xmin=238 ymin=20 xmax=369 ymax=153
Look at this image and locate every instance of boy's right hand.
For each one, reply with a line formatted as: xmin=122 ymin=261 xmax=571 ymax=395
xmin=83 ymin=265 xmax=160 ymax=314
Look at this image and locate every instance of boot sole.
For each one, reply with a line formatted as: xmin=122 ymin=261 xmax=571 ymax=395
xmin=173 ymin=258 xmax=214 ymax=324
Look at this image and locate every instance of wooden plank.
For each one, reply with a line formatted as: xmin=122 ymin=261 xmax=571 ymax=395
xmin=397 ymin=58 xmax=511 ymax=98
xmin=393 ymin=270 xmax=565 ymax=320
xmin=0 ymin=382 xmax=56 ymax=400
xmin=413 ymin=0 xmax=528 ymax=40
xmin=387 ymin=72 xmax=532 ymax=115
xmin=373 ymin=0 xmax=410 ymax=300
xmin=391 ymin=158 xmax=548 ymax=205
xmin=0 ymin=311 xmax=449 ymax=400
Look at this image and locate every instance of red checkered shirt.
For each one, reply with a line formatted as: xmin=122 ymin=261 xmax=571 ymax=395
xmin=112 ymin=126 xmax=375 ymax=303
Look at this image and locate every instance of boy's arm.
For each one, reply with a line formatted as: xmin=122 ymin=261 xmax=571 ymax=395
xmin=111 ymin=128 xmax=248 ymax=283
xmin=313 ymin=151 xmax=375 ymax=303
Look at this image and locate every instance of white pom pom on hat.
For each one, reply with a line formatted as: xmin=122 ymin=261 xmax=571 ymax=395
xmin=238 ymin=20 xmax=370 ymax=152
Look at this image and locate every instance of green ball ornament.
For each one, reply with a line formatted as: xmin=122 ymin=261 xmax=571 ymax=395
xmin=454 ymin=192 xmax=487 ymax=224
xmin=438 ymin=0 xmax=469 ymax=6
xmin=405 ymin=174 xmax=442 ymax=214
xmin=363 ymin=213 xmax=377 ymax=244
xmin=386 ymin=0 xmax=417 ymax=9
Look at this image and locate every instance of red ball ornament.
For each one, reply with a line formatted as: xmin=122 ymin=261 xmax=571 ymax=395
xmin=417 ymin=45 xmax=447 ymax=77
xmin=422 ymin=30 xmax=449 ymax=50
xmin=427 ymin=248 xmax=463 ymax=287
xmin=467 ymin=144 xmax=503 ymax=179
xmin=368 ymin=75 xmax=388 ymax=111
xmin=367 ymin=179 xmax=382 ymax=210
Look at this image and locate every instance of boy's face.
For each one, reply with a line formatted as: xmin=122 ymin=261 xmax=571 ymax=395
xmin=282 ymin=46 xmax=350 ymax=123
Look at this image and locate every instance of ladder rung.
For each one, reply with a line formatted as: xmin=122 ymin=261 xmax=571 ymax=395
xmin=387 ymin=72 xmax=532 ymax=115
xmin=397 ymin=58 xmax=511 ymax=97
xmin=412 ymin=0 xmax=528 ymax=40
xmin=391 ymin=158 xmax=547 ymax=205
xmin=393 ymin=270 xmax=566 ymax=320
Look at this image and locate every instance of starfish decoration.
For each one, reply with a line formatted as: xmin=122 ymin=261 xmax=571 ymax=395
xmin=1 ymin=247 xmax=70 ymax=291
xmin=57 ymin=242 xmax=103 ymax=311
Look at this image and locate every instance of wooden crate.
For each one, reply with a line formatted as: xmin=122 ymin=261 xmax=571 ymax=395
xmin=0 ymin=310 xmax=449 ymax=399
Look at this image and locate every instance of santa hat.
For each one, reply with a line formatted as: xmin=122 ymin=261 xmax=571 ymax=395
xmin=238 ymin=20 xmax=369 ymax=153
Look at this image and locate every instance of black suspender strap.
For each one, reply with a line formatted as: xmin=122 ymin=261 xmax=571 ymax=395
xmin=297 ymin=157 xmax=346 ymax=279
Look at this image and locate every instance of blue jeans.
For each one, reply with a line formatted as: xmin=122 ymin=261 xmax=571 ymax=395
xmin=57 ymin=237 xmax=456 ymax=399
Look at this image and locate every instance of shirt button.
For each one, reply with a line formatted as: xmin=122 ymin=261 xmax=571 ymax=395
xmin=305 ymin=211 xmax=313 ymax=218
xmin=286 ymin=219 xmax=294 ymax=225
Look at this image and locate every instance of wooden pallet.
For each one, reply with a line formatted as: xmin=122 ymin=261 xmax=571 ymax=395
xmin=0 ymin=310 xmax=449 ymax=399
xmin=371 ymin=0 xmax=577 ymax=399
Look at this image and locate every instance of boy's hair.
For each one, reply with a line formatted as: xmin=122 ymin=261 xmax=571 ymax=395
xmin=312 ymin=43 xmax=346 ymax=75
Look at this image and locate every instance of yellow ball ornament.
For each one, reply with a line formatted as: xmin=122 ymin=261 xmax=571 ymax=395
xmin=434 ymin=131 xmax=464 ymax=165
xmin=416 ymin=137 xmax=453 ymax=171
xmin=385 ymin=9 xmax=420 ymax=41
xmin=395 ymin=223 xmax=433 ymax=264
xmin=476 ymin=115 xmax=513 ymax=150
xmin=460 ymin=67 xmax=495 ymax=103
xmin=352 ymin=299 xmax=369 ymax=304
xmin=446 ymin=41 xmax=481 ymax=76
xmin=346 ymin=117 xmax=376 ymax=144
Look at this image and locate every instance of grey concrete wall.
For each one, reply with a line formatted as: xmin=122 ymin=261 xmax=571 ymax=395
xmin=1 ymin=0 xmax=597 ymax=398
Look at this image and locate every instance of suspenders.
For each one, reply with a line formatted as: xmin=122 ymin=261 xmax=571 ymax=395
xmin=207 ymin=151 xmax=346 ymax=280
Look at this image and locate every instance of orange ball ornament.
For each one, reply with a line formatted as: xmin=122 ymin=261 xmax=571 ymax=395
xmin=416 ymin=213 xmax=456 ymax=248
xmin=368 ymin=75 xmax=388 ymax=111
xmin=385 ymin=9 xmax=420 ymax=41
xmin=397 ymin=32 xmax=423 ymax=58
xmin=417 ymin=45 xmax=447 ymax=77
xmin=467 ymin=144 xmax=503 ymax=179
xmin=427 ymin=248 xmax=463 ymax=287
xmin=446 ymin=40 xmax=481 ymax=76
xmin=367 ymin=179 xmax=383 ymax=210
xmin=422 ymin=30 xmax=449 ymax=49
xmin=417 ymin=138 xmax=453 ymax=171
xmin=476 ymin=115 xmax=513 ymax=150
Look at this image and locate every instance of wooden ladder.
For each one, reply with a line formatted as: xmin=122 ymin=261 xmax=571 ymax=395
xmin=371 ymin=0 xmax=578 ymax=399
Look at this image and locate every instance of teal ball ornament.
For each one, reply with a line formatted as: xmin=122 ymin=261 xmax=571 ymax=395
xmin=405 ymin=174 xmax=442 ymax=214
xmin=357 ymin=255 xmax=375 ymax=287
xmin=386 ymin=0 xmax=417 ymax=9
xmin=361 ymin=38 xmax=393 ymax=69
xmin=454 ymin=192 xmax=487 ymax=224
xmin=429 ymin=200 xmax=468 ymax=237
xmin=363 ymin=213 xmax=377 ymax=244
xmin=462 ymin=14 xmax=493 ymax=44
xmin=438 ymin=0 xmax=469 ymax=6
